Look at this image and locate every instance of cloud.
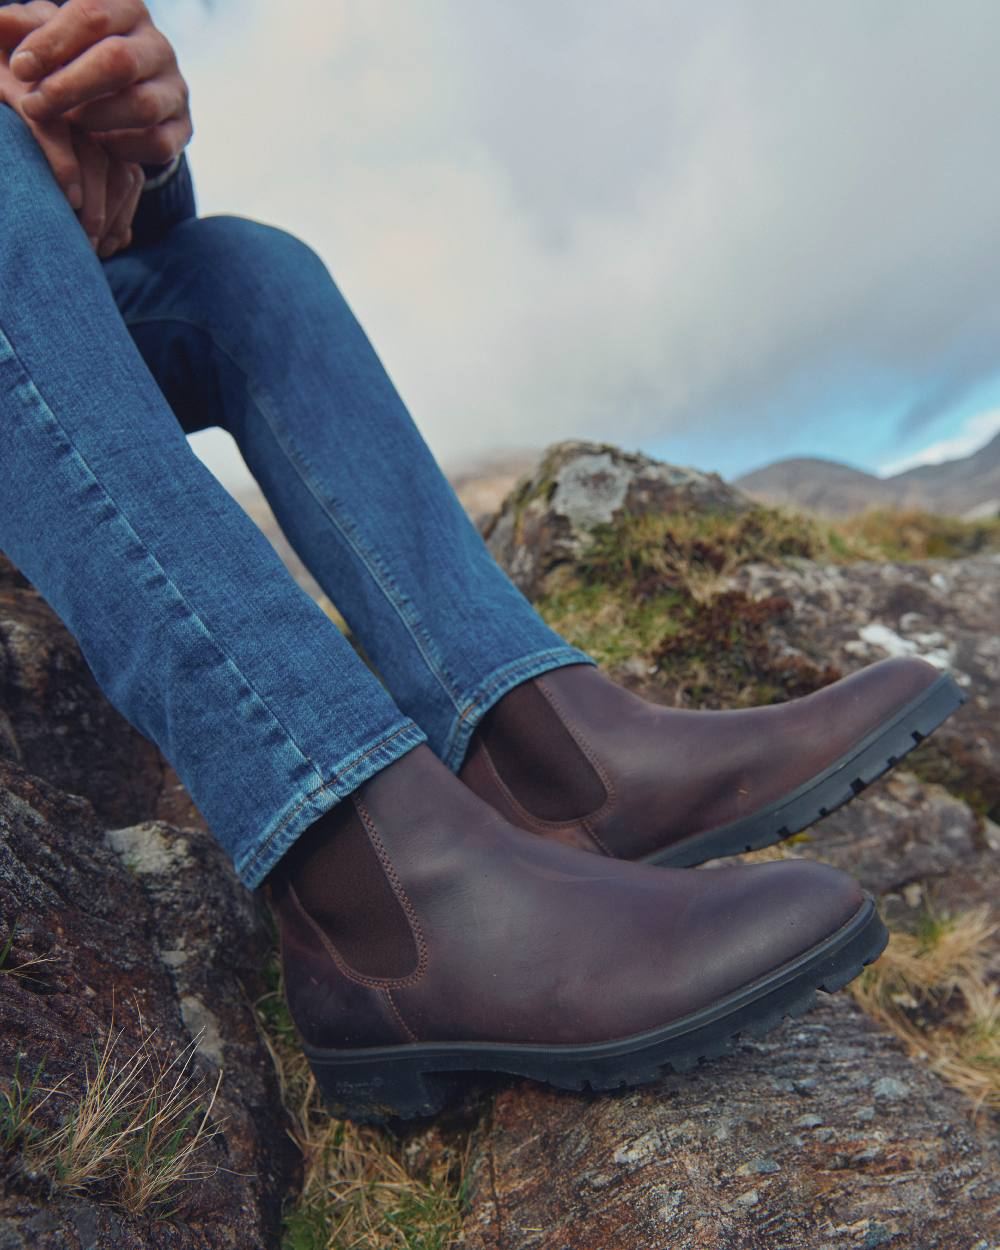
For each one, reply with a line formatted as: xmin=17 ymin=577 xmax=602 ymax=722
xmin=158 ymin=0 xmax=1000 ymax=477
xmin=878 ymin=408 xmax=1000 ymax=477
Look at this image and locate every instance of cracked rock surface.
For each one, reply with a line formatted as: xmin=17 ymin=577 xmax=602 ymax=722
xmin=0 ymin=759 xmax=297 ymax=1249
xmin=460 ymin=996 xmax=999 ymax=1250
xmin=0 ymin=552 xmax=296 ymax=1248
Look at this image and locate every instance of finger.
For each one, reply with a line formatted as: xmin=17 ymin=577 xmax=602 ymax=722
xmin=7 ymin=0 xmax=141 ymax=81
xmin=96 ymin=155 xmax=131 ymax=247
xmin=73 ymin=129 xmax=108 ymax=249
xmin=19 ymin=111 xmax=84 ymax=210
xmin=20 ymin=24 xmax=170 ymax=123
xmin=62 ymin=68 xmax=183 ymax=132
xmin=97 ymin=160 xmax=141 ymax=257
xmin=0 ymin=2 xmax=60 ymax=53
xmin=83 ymin=108 xmax=191 ymax=164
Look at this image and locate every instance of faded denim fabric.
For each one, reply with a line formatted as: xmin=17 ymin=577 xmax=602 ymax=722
xmin=0 ymin=102 xmax=595 ymax=887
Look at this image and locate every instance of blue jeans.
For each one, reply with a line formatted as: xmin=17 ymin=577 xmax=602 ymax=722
xmin=0 ymin=103 xmax=595 ymax=888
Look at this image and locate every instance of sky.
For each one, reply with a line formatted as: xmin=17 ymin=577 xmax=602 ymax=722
xmin=149 ymin=0 xmax=1000 ymax=491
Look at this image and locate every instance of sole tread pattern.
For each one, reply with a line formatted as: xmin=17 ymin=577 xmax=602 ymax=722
xmin=647 ymin=672 xmax=967 ymax=869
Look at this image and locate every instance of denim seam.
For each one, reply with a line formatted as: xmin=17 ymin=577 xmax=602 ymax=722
xmin=238 ymin=718 xmax=424 ymax=885
xmin=0 ymin=327 xmax=329 ymax=792
xmin=122 ymin=313 xmax=468 ymax=717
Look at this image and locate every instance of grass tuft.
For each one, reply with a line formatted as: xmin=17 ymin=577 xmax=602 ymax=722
xmin=0 ymin=916 xmax=57 ymax=987
xmin=0 ymin=1011 xmax=224 ymax=1216
xmin=254 ymin=953 xmax=468 ymax=1250
xmin=849 ymin=905 xmax=999 ymax=1115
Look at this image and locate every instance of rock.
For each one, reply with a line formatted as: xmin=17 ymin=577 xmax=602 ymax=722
xmin=462 ymin=442 xmax=1000 ymax=1249
xmin=0 ymin=758 xmax=297 ymax=1248
xmin=731 ymin=554 xmax=1000 ymax=819
xmin=5 ymin=442 xmax=1000 ymax=1248
xmin=708 ymin=770 xmax=1000 ymax=957
xmin=482 ymin=440 xmax=750 ymax=598
xmin=0 ymin=552 xmax=204 ymax=831
xmin=460 ymin=997 xmax=999 ymax=1250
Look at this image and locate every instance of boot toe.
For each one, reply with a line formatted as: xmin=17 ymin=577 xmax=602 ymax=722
xmin=659 ymin=857 xmax=866 ymax=1020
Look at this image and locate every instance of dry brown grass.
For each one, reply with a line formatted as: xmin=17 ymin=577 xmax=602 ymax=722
xmin=255 ymin=960 xmax=468 ymax=1250
xmin=0 ymin=917 xmax=57 ymax=986
xmin=735 ymin=847 xmax=999 ymax=1115
xmin=848 ymin=905 xmax=999 ymax=1116
xmin=1 ymin=1011 xmax=224 ymax=1216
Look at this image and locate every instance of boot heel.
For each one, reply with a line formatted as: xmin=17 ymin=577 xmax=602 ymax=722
xmin=308 ymin=1054 xmax=459 ymax=1124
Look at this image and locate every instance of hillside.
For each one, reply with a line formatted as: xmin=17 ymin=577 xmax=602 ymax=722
xmin=736 ymin=430 xmax=1000 ymax=518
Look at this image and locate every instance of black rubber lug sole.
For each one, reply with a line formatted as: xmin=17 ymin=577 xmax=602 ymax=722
xmin=643 ymin=670 xmax=967 ymax=869
xmin=304 ymin=897 xmax=888 ymax=1124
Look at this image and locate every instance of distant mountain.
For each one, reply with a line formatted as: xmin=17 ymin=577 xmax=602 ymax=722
xmin=735 ymin=432 xmax=1000 ymax=518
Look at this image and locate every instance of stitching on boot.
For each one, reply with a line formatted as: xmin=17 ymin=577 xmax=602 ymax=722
xmin=382 ymin=989 xmax=420 ymax=1044
xmin=534 ymin=677 xmax=618 ymax=822
xmin=285 ymin=795 xmax=429 ymax=992
xmin=286 ymin=879 xmax=426 ymax=989
xmin=354 ymin=795 xmax=430 ymax=982
xmin=581 ymin=817 xmax=616 ymax=858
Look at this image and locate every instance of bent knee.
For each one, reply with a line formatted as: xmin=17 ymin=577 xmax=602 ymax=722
xmin=0 ymin=102 xmax=77 ymax=218
xmin=177 ymin=213 xmax=331 ymax=287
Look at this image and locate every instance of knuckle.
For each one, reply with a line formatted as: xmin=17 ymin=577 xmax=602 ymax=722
xmin=76 ymin=0 xmax=112 ymax=38
xmin=133 ymin=86 xmax=161 ymax=127
xmin=152 ymin=28 xmax=174 ymax=62
xmin=104 ymin=37 xmax=138 ymax=82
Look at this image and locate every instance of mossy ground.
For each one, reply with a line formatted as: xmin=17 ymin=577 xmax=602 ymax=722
xmin=535 ymin=503 xmax=1000 ymax=708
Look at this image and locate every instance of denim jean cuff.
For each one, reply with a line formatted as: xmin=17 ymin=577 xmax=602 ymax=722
xmin=236 ymin=717 xmax=428 ymax=889
xmin=439 ymin=645 xmax=598 ymax=773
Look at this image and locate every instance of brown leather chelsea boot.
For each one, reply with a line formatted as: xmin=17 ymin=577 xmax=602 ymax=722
xmin=264 ymin=743 xmax=887 ymax=1123
xmin=458 ymin=654 xmax=966 ymax=866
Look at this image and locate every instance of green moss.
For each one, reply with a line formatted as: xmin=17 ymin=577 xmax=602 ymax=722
xmin=536 ymin=583 xmax=685 ymax=669
xmin=833 ymin=509 xmax=1000 ymax=562
xmin=576 ymin=505 xmax=833 ymax=597
xmin=564 ymin=502 xmax=1000 ymax=602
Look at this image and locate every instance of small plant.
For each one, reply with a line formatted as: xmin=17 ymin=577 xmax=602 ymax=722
xmin=0 ymin=1012 xmax=225 ymax=1216
xmin=0 ymin=1051 xmax=68 ymax=1153
xmin=254 ymin=954 xmax=469 ymax=1250
xmin=0 ymin=916 xmax=56 ymax=986
xmin=849 ymin=905 xmax=999 ymax=1114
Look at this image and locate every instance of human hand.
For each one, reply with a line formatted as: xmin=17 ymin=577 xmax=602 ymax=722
xmin=0 ymin=0 xmax=193 ymax=166
xmin=1 ymin=37 xmax=144 ymax=258
xmin=72 ymin=122 xmax=145 ymax=256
